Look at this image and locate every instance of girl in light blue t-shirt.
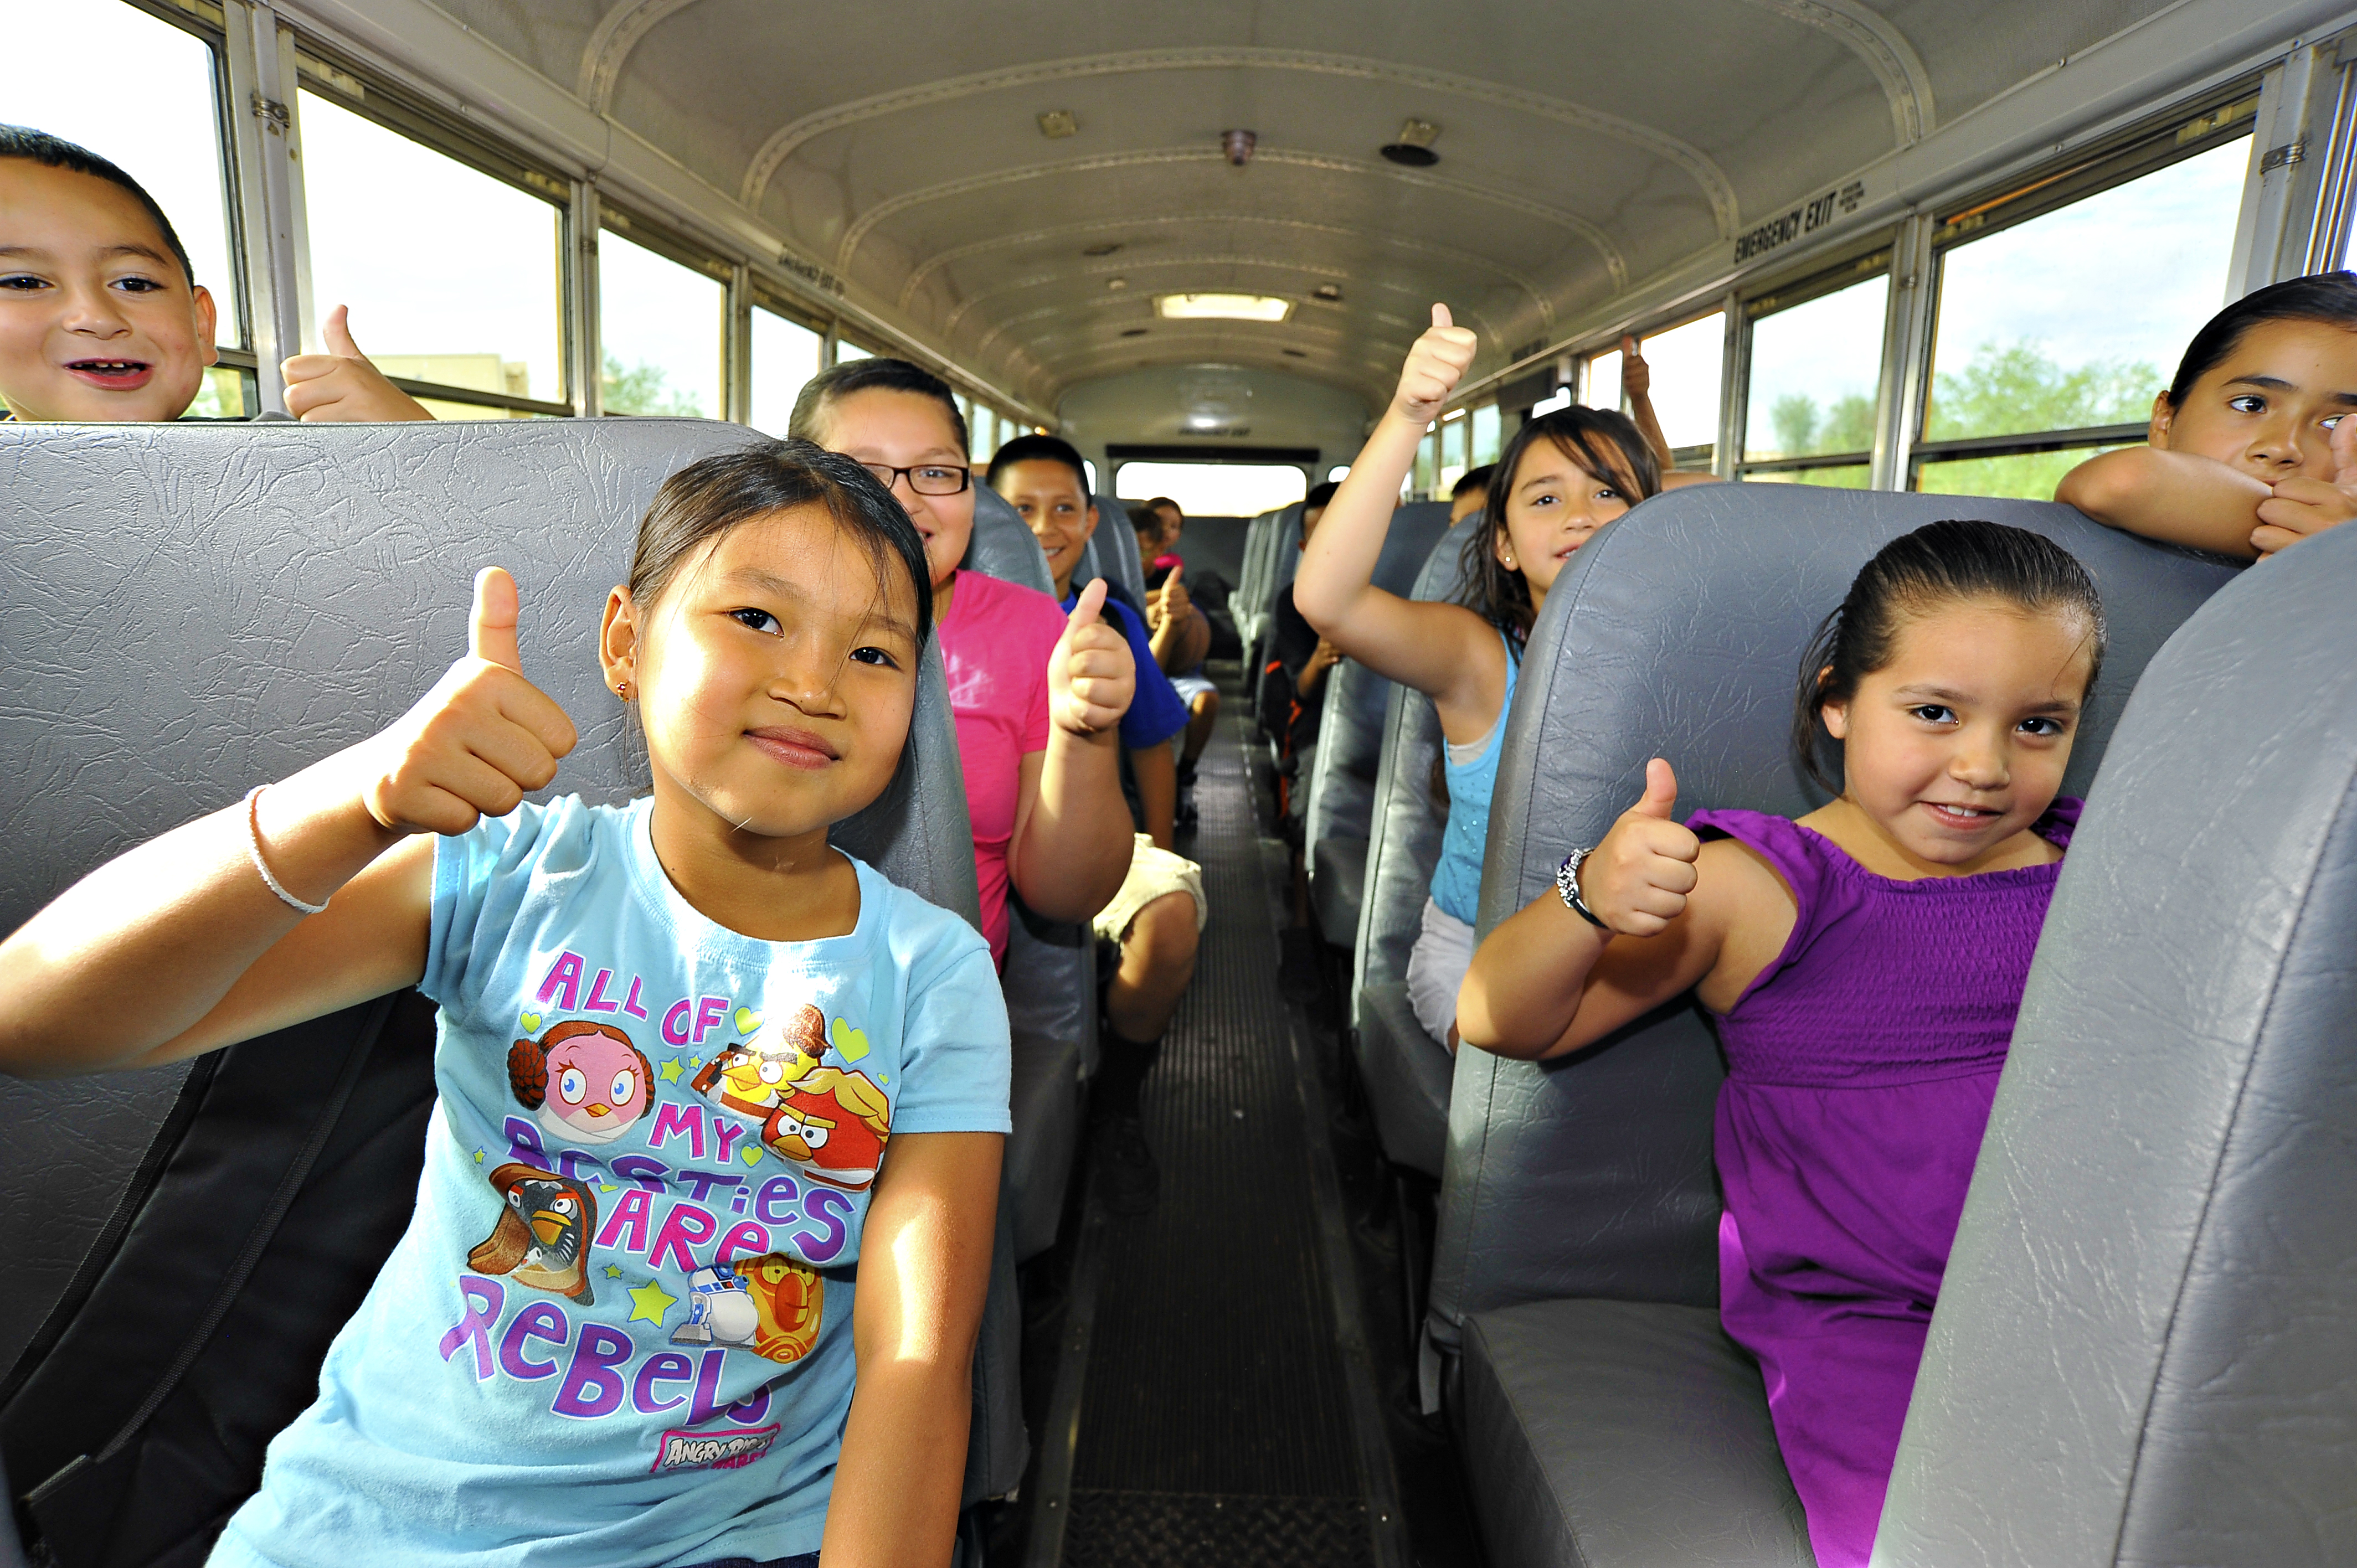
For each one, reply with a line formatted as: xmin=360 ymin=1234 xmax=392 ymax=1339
xmin=0 ymin=440 xmax=1131 ymax=1566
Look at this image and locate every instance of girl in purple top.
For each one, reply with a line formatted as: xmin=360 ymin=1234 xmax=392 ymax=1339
xmin=1459 ymin=519 xmax=2106 ymax=1567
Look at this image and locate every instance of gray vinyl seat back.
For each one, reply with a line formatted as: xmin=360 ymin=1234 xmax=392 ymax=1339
xmin=0 ymin=420 xmax=1023 ymax=1541
xmin=1237 ymin=508 xmax=1277 ymax=643
xmin=1304 ymin=502 xmax=1455 ymax=851
xmin=964 ymin=483 xmax=1056 ymax=594
xmin=1090 ymin=494 xmax=1147 ymax=604
xmin=1244 ymin=503 xmax=1305 ymax=672
xmin=1877 ymin=519 xmax=2357 ymax=1567
xmin=1349 ymin=513 xmax=1485 ymax=1027
xmin=1428 ymin=485 xmax=2240 ymax=1355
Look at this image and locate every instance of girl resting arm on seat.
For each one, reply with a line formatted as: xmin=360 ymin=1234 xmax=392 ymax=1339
xmin=1458 ymin=519 xmax=2103 ymax=1568
xmin=1294 ymin=304 xmax=1665 ymax=1050
xmin=0 ymin=443 xmax=1012 ymax=1568
xmin=2056 ymin=271 xmax=2357 ymax=559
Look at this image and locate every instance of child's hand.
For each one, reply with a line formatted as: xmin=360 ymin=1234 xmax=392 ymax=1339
xmin=1622 ymin=334 xmax=1651 ymax=401
xmin=1581 ymin=759 xmax=1699 ymax=936
xmin=1049 ymin=578 xmax=1134 ymax=737
xmin=357 ymin=568 xmax=578 ymax=834
xmin=1392 ymin=305 xmax=1479 ymax=426
xmin=1149 ymin=563 xmax=1190 ymax=630
xmin=282 ymin=306 xmax=436 ymax=423
xmin=2254 ymin=412 xmax=2357 ymax=555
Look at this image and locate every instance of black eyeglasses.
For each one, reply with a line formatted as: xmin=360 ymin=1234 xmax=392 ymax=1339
xmin=858 ymin=462 xmax=971 ymax=496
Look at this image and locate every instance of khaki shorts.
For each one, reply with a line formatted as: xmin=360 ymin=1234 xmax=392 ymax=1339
xmin=1093 ymin=833 xmax=1208 ymax=943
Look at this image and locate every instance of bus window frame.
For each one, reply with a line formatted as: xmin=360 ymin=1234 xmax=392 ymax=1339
xmin=597 ymin=202 xmax=736 ymax=422
xmin=1904 ymin=85 xmax=2265 ymax=492
xmin=1731 ymin=244 xmax=1895 ymax=486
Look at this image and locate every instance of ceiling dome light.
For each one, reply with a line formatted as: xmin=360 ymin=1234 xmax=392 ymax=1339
xmin=1156 ymin=292 xmax=1291 ymax=322
xmin=1380 ymin=116 xmax=1441 ymax=167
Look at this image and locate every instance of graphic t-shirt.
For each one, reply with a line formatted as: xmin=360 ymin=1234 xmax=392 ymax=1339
xmin=934 ymin=569 xmax=1068 ymax=964
xmin=211 ymin=796 xmax=1010 ymax=1567
xmin=1062 ymin=587 xmax=1188 ymax=755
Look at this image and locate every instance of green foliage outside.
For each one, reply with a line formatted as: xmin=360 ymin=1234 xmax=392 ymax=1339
xmin=601 ymin=352 xmax=705 ymax=417
xmin=1767 ymin=391 xmax=1876 ymax=459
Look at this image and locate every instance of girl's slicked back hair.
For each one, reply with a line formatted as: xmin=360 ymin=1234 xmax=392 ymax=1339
xmin=629 ymin=438 xmax=934 ymax=652
xmin=1792 ymin=519 xmax=2106 ymax=792
xmin=786 ymin=357 xmax=970 ymax=457
xmin=2166 ymin=270 xmax=2357 ymax=408
xmin=1456 ymin=404 xmax=1660 ymax=651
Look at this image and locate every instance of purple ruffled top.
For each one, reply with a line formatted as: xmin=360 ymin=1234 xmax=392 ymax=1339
xmin=1685 ymin=800 xmax=2080 ymax=1568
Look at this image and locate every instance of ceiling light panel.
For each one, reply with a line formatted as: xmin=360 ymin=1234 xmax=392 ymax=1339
xmin=1155 ymin=292 xmax=1292 ymax=322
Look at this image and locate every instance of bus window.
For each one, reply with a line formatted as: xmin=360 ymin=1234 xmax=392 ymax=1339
xmin=1919 ymin=135 xmax=2251 ymax=498
xmin=598 ymin=228 xmax=724 ymax=417
xmin=298 ymin=93 xmax=563 ymax=420
xmin=1584 ymin=345 xmax=1624 ymax=412
xmin=1439 ymin=410 xmax=1469 ymax=493
xmin=1115 ymin=461 xmax=1306 ymax=517
xmin=13 ymin=0 xmax=244 ymax=414
xmin=1742 ymin=269 xmax=1890 ymax=486
xmin=1471 ymin=403 xmax=1501 ymax=466
xmin=749 ymin=306 xmax=822 ymax=435
xmin=835 ymin=338 xmax=874 ymax=365
xmin=1638 ymin=310 xmax=1725 ymax=466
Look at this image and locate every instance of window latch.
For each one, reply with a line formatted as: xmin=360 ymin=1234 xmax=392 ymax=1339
xmin=2261 ymin=140 xmax=2307 ymax=174
xmin=251 ymin=93 xmax=291 ymax=134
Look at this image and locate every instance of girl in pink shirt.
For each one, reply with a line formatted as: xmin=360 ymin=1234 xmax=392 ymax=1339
xmin=791 ymin=359 xmax=1136 ymax=962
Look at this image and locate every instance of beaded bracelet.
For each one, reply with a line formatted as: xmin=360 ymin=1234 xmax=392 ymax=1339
xmin=245 ymin=785 xmax=330 ymax=915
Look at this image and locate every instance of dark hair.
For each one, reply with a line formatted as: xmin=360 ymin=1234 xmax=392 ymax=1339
xmin=2166 ymin=271 xmax=2357 ymax=408
xmin=788 ymin=356 xmax=970 ymax=456
xmin=1144 ymin=496 xmax=1181 ymax=518
xmin=1457 ymin=405 xmax=1660 ymax=649
xmin=1304 ymin=480 xmax=1340 ymax=509
xmin=1792 ymin=519 xmax=2106 ymax=792
xmin=987 ymin=432 xmax=1089 ymax=492
xmin=0 ymin=124 xmax=195 ymax=284
xmin=1452 ymin=463 xmax=1495 ymax=500
xmin=628 ymin=438 xmax=934 ymax=654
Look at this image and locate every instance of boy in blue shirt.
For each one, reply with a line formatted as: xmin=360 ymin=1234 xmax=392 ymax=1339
xmin=990 ymin=435 xmax=1204 ymax=1215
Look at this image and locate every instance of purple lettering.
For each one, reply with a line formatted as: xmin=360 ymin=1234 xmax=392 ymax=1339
xmin=537 ymin=951 xmax=584 ymax=1012
xmin=650 ymin=1200 xmax=719 ymax=1272
xmin=503 ymin=1115 xmax=552 ymax=1173
xmin=555 ymin=1149 xmax=602 ymax=1183
xmin=724 ymin=1387 xmax=771 ymax=1424
xmin=632 ymin=1350 xmax=696 ymax=1414
xmin=622 ymin=977 xmax=650 ymax=1019
xmin=650 ymin=1102 xmax=706 ymax=1160
xmin=714 ymin=1221 xmax=770 ymax=1265
xmin=551 ymin=1323 xmax=634 ymax=1419
xmin=755 ymin=1174 xmax=801 ymax=1224
xmin=662 ymin=999 xmax=693 ymax=1046
xmin=584 ymin=969 xmax=620 ymax=1013
xmin=693 ymin=996 xmax=729 ymax=1045
xmin=677 ymin=1168 xmax=742 ymax=1204
xmin=794 ymin=1188 xmax=853 ymax=1263
xmin=686 ymin=1347 xmax=732 ymax=1426
xmin=437 ymin=1277 xmax=505 ymax=1379
xmin=608 ymin=1153 xmax=670 ymax=1193
xmin=498 ymin=1301 xmax=569 ymax=1380
xmin=596 ymin=1187 xmax=654 ymax=1255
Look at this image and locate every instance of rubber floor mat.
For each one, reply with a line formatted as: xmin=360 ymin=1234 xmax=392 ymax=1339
xmin=1065 ymin=705 xmax=1369 ymax=1561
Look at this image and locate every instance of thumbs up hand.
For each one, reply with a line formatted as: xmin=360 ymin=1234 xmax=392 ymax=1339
xmin=1393 ymin=303 xmax=1480 ymax=426
xmin=1581 ymin=759 xmax=1700 ymax=936
xmin=281 ymin=305 xmax=436 ymax=423
xmin=2253 ymin=412 xmax=2357 ymax=556
xmin=1621 ymin=334 xmax=1653 ymax=401
xmin=1048 ymin=578 xmax=1135 ymax=739
xmin=354 ymin=568 xmax=579 ymax=835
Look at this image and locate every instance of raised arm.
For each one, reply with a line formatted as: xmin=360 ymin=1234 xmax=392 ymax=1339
xmin=1145 ymin=564 xmax=1210 ymax=673
xmin=1458 ymin=761 xmax=1777 ymax=1058
xmin=1007 ymin=579 xmax=1138 ymax=922
xmin=1621 ymin=335 xmax=1675 ymax=467
xmin=821 ymin=1128 xmax=1001 ymax=1568
xmin=0 ymin=568 xmax=575 ymax=1078
xmin=1295 ymin=306 xmax=1505 ymax=730
xmin=281 ymin=305 xmax=436 ymax=423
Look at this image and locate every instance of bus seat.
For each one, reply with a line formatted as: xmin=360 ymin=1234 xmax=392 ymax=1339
xmin=1304 ymin=502 xmax=1454 ymax=948
xmin=1093 ymin=494 xmax=1148 ymax=605
xmin=1433 ymin=484 xmax=2239 ymax=1567
xmin=1244 ymin=503 xmax=1306 ymax=718
xmin=961 ymin=484 xmax=1092 ymax=1261
xmin=1347 ymin=514 xmax=1484 ymax=1178
xmin=1878 ymin=518 xmax=2357 ymax=1566
xmin=0 ymin=420 xmax=1024 ymax=1560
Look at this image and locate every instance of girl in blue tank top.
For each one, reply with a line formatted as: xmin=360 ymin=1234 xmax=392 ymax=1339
xmin=1294 ymin=306 xmax=1694 ymax=1046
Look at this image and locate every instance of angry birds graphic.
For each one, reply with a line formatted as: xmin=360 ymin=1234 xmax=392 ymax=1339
xmin=510 ymin=1020 xmax=654 ymax=1146
xmin=761 ymin=1066 xmax=891 ymax=1191
xmin=467 ymin=1163 xmax=599 ymax=1304
xmin=671 ymin=1254 xmax=824 ymax=1364
xmin=690 ymin=1003 xmax=827 ymax=1125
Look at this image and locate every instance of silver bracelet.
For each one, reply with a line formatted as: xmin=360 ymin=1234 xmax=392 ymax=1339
xmin=1556 ymin=846 xmax=1608 ymax=929
xmin=245 ymin=785 xmax=330 ymax=915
